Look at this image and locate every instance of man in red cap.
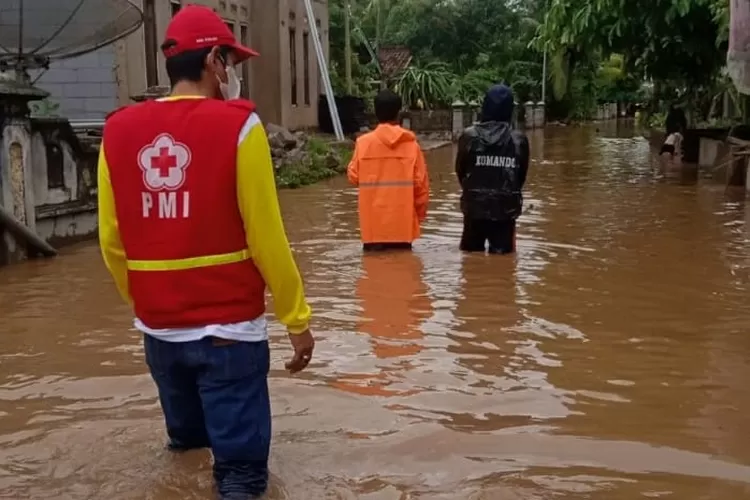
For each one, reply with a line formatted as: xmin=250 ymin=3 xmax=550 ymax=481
xmin=97 ymin=5 xmax=315 ymax=498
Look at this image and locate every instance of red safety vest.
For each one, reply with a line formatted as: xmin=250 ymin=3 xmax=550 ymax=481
xmin=103 ymin=98 xmax=266 ymax=329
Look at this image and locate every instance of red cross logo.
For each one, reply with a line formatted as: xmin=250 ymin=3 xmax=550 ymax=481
xmin=138 ymin=134 xmax=192 ymax=191
xmin=151 ymin=147 xmax=177 ymax=178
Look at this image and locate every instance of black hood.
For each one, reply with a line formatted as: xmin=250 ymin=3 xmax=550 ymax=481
xmin=481 ymin=84 xmax=514 ymax=123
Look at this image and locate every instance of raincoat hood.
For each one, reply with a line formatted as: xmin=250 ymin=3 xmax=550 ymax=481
xmin=374 ymin=123 xmax=417 ymax=148
xmin=481 ymin=84 xmax=514 ymax=123
xmin=474 ymin=120 xmax=513 ymax=146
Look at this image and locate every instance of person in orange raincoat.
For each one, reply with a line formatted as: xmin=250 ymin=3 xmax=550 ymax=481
xmin=347 ymin=90 xmax=430 ymax=251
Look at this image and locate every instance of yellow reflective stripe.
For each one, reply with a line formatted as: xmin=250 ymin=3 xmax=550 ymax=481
xmin=359 ymin=180 xmax=414 ymax=188
xmin=127 ymin=249 xmax=251 ymax=271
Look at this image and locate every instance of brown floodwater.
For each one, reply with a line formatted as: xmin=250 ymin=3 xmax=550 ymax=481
xmin=1 ymin=122 xmax=750 ymax=499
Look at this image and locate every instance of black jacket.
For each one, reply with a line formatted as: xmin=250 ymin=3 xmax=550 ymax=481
xmin=455 ymin=121 xmax=529 ymax=221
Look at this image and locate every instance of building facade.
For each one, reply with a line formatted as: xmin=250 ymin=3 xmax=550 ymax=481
xmin=36 ymin=0 xmax=330 ymax=130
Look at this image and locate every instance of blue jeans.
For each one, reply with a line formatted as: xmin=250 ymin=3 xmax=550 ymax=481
xmin=144 ymin=335 xmax=271 ymax=499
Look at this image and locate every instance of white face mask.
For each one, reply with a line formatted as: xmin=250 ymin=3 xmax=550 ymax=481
xmin=219 ymin=65 xmax=242 ymax=100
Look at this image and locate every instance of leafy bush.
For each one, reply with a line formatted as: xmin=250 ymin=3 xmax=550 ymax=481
xmin=29 ymin=99 xmax=61 ymax=117
xmin=394 ymin=62 xmax=455 ymax=109
xmin=275 ymin=138 xmax=353 ymax=189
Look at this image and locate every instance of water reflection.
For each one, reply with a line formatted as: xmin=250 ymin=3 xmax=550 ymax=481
xmin=331 ymin=251 xmax=430 ymax=396
xmin=453 ymin=254 xmax=522 ymax=376
xmin=1 ymin=125 xmax=750 ymax=499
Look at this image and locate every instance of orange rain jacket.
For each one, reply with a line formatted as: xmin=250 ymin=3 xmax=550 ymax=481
xmin=347 ymin=124 xmax=429 ymax=244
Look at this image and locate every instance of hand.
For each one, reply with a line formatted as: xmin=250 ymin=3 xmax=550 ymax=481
xmin=285 ymin=329 xmax=314 ymax=374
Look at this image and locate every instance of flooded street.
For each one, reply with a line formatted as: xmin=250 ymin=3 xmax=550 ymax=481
xmin=2 ymin=123 xmax=750 ymax=499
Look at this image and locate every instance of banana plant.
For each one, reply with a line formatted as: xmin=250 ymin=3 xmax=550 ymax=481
xmin=394 ymin=61 xmax=454 ymax=109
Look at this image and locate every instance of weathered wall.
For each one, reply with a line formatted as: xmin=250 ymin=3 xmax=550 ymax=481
xmin=29 ymin=120 xmax=98 ymax=242
xmin=250 ymin=0 xmax=283 ymax=124
xmin=278 ymin=0 xmax=330 ymax=130
xmin=35 ymin=47 xmax=119 ymax=120
xmin=366 ymin=110 xmax=454 ymax=132
xmin=0 ymin=117 xmax=98 ymax=263
xmin=116 ymin=0 xmax=329 ymax=130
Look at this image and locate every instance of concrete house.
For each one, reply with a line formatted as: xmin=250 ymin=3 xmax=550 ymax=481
xmin=36 ymin=0 xmax=330 ymax=130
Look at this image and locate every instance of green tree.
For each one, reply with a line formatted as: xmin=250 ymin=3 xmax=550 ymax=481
xmin=327 ymin=0 xmax=660 ymax=117
xmin=536 ymin=0 xmax=727 ymax=94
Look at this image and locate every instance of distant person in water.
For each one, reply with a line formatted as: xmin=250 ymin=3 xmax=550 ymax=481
xmin=660 ymin=128 xmax=684 ymax=160
xmin=660 ymin=104 xmax=686 ymax=166
xmin=347 ymin=90 xmax=430 ymax=251
xmin=455 ymin=84 xmax=530 ymax=254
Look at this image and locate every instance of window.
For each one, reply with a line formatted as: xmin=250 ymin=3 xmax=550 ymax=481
xmin=45 ymin=141 xmax=65 ymax=189
xmin=289 ymin=28 xmax=297 ymax=106
xmin=226 ymin=21 xmax=235 ymax=36
xmin=303 ymin=32 xmax=310 ymax=105
xmin=170 ymin=0 xmax=181 ymax=17
xmin=240 ymin=24 xmax=250 ymax=98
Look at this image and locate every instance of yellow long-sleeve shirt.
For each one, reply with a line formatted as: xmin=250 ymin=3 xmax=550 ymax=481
xmin=98 ymin=97 xmax=311 ymax=335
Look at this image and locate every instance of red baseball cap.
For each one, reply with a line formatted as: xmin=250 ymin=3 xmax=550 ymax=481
xmin=162 ymin=4 xmax=259 ymax=62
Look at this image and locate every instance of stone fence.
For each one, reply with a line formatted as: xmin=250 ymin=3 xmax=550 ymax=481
xmin=396 ymin=101 xmax=545 ymax=139
xmin=386 ymin=101 xmax=619 ymax=139
xmin=595 ymin=102 xmax=620 ymax=121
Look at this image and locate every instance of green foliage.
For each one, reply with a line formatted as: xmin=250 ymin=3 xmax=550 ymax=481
xmin=596 ymin=54 xmax=641 ymax=103
xmin=328 ymin=0 xmax=380 ymax=97
xmin=452 ymin=68 xmax=502 ymax=104
xmin=327 ymin=0 xmax=728 ymax=122
xmin=536 ymin=0 xmax=726 ymax=91
xmin=275 ymin=138 xmax=352 ymax=189
xmin=647 ymin=111 xmax=666 ymax=129
xmin=394 ymin=62 xmax=455 ymax=109
xmin=29 ymin=99 xmax=61 ymax=117
xmin=328 ymin=0 xmax=547 ymax=108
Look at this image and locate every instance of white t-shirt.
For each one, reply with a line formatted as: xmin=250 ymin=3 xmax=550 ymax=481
xmin=664 ymin=132 xmax=683 ymax=151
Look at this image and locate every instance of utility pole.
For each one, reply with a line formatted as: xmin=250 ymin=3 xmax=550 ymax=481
xmin=375 ymin=0 xmax=381 ymax=50
xmin=376 ymin=0 xmax=385 ymax=89
xmin=344 ymin=0 xmax=353 ymax=94
xmin=542 ymin=48 xmax=547 ymax=103
xmin=541 ymin=0 xmax=549 ymax=104
xmin=143 ymin=0 xmax=158 ymax=88
xmin=303 ymin=0 xmax=344 ymax=140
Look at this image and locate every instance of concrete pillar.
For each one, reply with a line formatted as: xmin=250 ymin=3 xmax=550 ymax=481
xmin=1 ymin=120 xmax=38 ymax=263
xmin=524 ymin=101 xmax=535 ymax=129
xmin=401 ymin=111 xmax=411 ymax=130
xmin=452 ymin=101 xmax=465 ymax=139
xmin=698 ymin=137 xmax=721 ymax=168
xmin=469 ymin=100 xmax=480 ymax=124
xmin=727 ymin=155 xmax=747 ymax=187
xmin=0 ymin=72 xmax=47 ymax=264
xmin=535 ymin=101 xmax=545 ymax=127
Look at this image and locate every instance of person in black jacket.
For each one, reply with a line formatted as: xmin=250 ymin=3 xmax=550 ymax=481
xmin=455 ymin=84 xmax=530 ymax=254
